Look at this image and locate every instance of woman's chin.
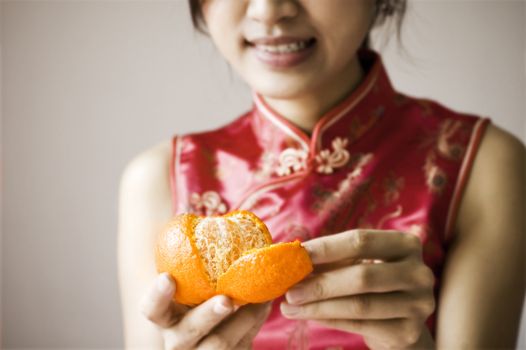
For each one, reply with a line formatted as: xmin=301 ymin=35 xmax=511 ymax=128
xmin=251 ymin=80 xmax=316 ymax=101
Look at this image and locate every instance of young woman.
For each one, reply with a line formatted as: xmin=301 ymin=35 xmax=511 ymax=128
xmin=118 ymin=1 xmax=525 ymax=349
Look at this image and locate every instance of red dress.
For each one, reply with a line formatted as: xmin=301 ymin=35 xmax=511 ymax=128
xmin=170 ymin=49 xmax=491 ymax=349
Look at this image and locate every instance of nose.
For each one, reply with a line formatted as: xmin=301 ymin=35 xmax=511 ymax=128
xmin=246 ymin=0 xmax=299 ymax=27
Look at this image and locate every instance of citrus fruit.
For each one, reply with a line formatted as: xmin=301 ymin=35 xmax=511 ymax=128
xmin=155 ymin=210 xmax=313 ymax=306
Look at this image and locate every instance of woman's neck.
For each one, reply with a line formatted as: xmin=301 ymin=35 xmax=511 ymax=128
xmin=261 ymin=55 xmax=365 ymax=134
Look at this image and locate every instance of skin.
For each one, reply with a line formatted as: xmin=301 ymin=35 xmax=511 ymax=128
xmin=201 ymin=0 xmax=373 ymax=131
xmin=118 ymin=0 xmax=526 ymax=348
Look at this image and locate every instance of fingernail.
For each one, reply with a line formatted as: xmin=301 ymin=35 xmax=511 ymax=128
xmin=157 ymin=273 xmax=174 ymax=296
xmin=213 ymin=297 xmax=233 ymax=315
xmin=280 ymin=302 xmax=300 ymax=317
xmin=286 ymin=287 xmax=305 ymax=304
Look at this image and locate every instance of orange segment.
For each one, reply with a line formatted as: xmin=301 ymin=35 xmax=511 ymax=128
xmin=216 ymin=241 xmax=313 ymax=304
xmin=224 ymin=210 xmax=273 ymax=245
xmin=193 ymin=211 xmax=270 ymax=283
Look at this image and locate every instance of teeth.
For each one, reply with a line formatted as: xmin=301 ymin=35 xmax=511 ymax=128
xmin=256 ymin=40 xmax=310 ymax=54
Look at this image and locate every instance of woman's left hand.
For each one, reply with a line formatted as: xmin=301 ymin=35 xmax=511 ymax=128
xmin=281 ymin=229 xmax=436 ymax=349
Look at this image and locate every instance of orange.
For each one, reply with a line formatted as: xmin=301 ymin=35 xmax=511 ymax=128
xmin=155 ymin=210 xmax=313 ymax=306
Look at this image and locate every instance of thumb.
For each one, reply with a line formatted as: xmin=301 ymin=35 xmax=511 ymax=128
xmin=235 ymin=302 xmax=273 ymax=348
xmin=140 ymin=273 xmax=188 ymax=328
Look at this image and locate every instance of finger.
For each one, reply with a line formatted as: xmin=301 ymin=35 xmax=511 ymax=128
xmin=281 ymin=291 xmax=435 ymax=320
xmin=196 ymin=303 xmax=271 ymax=350
xmin=303 ymin=229 xmax=421 ymax=264
xmin=312 ymin=318 xmax=424 ymax=349
xmin=162 ymin=294 xmax=234 ymax=350
xmin=312 ymin=258 xmax=361 ymax=273
xmin=140 ymin=273 xmax=188 ymax=328
xmin=235 ymin=302 xmax=273 ymax=349
xmin=286 ymin=260 xmax=435 ymax=304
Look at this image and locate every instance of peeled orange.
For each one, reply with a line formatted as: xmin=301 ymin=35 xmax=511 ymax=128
xmin=155 ymin=210 xmax=313 ymax=306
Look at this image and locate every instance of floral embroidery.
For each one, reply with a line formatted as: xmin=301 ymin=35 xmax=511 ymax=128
xmin=383 ymin=171 xmax=405 ymax=205
xmin=276 ymin=147 xmax=308 ymax=176
xmin=273 ymin=137 xmax=353 ymax=176
xmin=417 ymin=118 xmax=467 ymax=195
xmin=376 ymin=204 xmax=403 ymax=229
xmin=189 ymin=191 xmax=227 ymax=216
xmin=358 ymin=171 xmax=405 ymax=228
xmin=316 ymin=137 xmax=351 ymax=174
xmin=347 ymin=111 xmax=381 ymax=143
xmin=437 ymin=119 xmax=465 ymax=161
xmin=424 ymin=152 xmax=447 ymax=195
xmin=354 ymin=178 xmax=379 ymax=229
xmin=312 ymin=153 xmax=374 ymax=215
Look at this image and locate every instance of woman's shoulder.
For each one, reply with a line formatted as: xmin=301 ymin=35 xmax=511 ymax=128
xmin=455 ymin=121 xmax=525 ymax=238
xmin=465 ymin=122 xmax=525 ymax=208
xmin=468 ymin=122 xmax=525 ymax=201
xmin=119 ymin=139 xmax=173 ymax=208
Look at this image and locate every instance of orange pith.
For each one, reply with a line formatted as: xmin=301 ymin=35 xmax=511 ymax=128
xmin=155 ymin=210 xmax=313 ymax=306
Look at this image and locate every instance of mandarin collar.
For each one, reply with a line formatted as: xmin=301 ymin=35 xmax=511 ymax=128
xmin=250 ymin=49 xmax=396 ymax=177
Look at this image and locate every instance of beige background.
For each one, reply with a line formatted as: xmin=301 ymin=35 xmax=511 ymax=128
xmin=1 ymin=0 xmax=525 ymax=348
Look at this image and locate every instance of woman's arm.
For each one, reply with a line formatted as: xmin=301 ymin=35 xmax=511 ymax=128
xmin=437 ymin=123 xmax=526 ymax=347
xmin=118 ymin=140 xmax=173 ymax=349
xmin=118 ymin=140 xmax=273 ymax=350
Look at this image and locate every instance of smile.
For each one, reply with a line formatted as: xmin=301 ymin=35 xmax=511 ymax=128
xmin=254 ymin=39 xmax=315 ymax=54
xmin=246 ymin=38 xmax=317 ymax=69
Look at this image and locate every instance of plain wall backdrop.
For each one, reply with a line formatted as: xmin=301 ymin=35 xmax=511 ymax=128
xmin=2 ymin=1 xmax=525 ymax=348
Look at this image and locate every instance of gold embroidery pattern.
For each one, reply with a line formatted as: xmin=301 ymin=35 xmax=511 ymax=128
xmin=358 ymin=170 xmax=406 ymax=229
xmin=356 ymin=185 xmax=378 ymax=229
xmin=347 ymin=109 xmax=381 ymax=143
xmin=189 ymin=191 xmax=227 ymax=216
xmin=315 ymin=137 xmax=351 ymax=174
xmin=437 ymin=119 xmax=465 ymax=161
xmin=424 ymin=152 xmax=448 ymax=195
xmin=376 ymin=204 xmax=403 ymax=229
xmin=383 ymin=171 xmax=405 ymax=205
xmin=314 ymin=153 xmax=374 ymax=213
xmin=419 ymin=118 xmax=466 ymax=195
xmin=311 ymin=153 xmax=374 ymax=234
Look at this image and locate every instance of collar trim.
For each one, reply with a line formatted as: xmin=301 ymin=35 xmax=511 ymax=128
xmin=312 ymin=61 xmax=381 ymax=151
xmin=251 ymin=50 xmax=393 ymax=177
xmin=253 ymin=92 xmax=310 ymax=151
xmin=253 ymin=50 xmax=386 ymax=154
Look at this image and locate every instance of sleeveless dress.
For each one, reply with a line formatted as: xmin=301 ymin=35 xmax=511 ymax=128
xmin=169 ymin=49 xmax=491 ymax=349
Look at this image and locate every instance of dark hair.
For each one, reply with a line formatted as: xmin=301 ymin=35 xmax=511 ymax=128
xmin=188 ymin=0 xmax=407 ymax=50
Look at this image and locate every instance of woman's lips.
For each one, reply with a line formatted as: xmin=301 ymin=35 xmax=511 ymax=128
xmin=246 ymin=38 xmax=317 ymax=69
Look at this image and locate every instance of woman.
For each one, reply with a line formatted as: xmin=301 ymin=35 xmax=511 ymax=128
xmin=118 ymin=0 xmax=525 ymax=348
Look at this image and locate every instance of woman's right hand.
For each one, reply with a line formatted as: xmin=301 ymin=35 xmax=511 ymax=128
xmin=140 ymin=273 xmax=271 ymax=350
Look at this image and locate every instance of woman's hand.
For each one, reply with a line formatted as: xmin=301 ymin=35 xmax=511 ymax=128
xmin=280 ymin=229 xmax=436 ymax=349
xmin=140 ymin=273 xmax=271 ymax=350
